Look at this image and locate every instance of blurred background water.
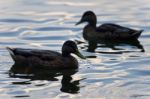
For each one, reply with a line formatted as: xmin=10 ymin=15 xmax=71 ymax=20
xmin=0 ymin=0 xmax=150 ymax=99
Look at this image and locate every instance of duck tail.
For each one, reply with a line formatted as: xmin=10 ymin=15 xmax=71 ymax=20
xmin=132 ymin=30 xmax=144 ymax=39
xmin=6 ymin=47 xmax=15 ymax=60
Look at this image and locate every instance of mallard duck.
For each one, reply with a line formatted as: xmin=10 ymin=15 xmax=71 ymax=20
xmin=76 ymin=11 xmax=143 ymax=41
xmin=7 ymin=40 xmax=85 ymax=70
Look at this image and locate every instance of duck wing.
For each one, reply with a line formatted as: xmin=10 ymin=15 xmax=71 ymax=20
xmin=7 ymin=47 xmax=61 ymax=61
xmin=96 ymin=23 xmax=143 ymax=39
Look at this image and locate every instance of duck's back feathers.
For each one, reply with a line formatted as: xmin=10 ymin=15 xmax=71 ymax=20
xmin=7 ymin=47 xmax=61 ymax=58
xmin=7 ymin=48 xmax=79 ymax=69
xmin=96 ymin=23 xmax=143 ymax=40
xmin=7 ymin=48 xmax=61 ymax=67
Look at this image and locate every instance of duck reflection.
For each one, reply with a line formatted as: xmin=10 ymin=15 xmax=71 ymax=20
xmin=88 ymin=39 xmax=144 ymax=53
xmin=9 ymin=64 xmax=82 ymax=94
xmin=78 ymin=39 xmax=145 ymax=53
xmin=61 ymin=75 xmax=81 ymax=94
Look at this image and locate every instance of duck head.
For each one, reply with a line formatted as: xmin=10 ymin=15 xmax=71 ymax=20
xmin=62 ymin=40 xmax=86 ymax=59
xmin=76 ymin=11 xmax=97 ymax=27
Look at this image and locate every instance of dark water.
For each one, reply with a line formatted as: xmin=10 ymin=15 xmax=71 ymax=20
xmin=0 ymin=0 xmax=150 ymax=98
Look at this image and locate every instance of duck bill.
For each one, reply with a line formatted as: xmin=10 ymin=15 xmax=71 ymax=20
xmin=75 ymin=49 xmax=86 ymax=59
xmin=75 ymin=20 xmax=83 ymax=25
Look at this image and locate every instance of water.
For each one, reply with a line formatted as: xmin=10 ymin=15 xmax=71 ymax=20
xmin=0 ymin=0 xmax=150 ymax=98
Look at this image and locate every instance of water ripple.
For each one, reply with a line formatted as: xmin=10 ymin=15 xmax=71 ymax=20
xmin=0 ymin=0 xmax=150 ymax=99
xmin=0 ymin=18 xmax=55 ymax=23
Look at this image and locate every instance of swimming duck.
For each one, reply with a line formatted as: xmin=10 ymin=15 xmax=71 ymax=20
xmin=76 ymin=11 xmax=143 ymax=41
xmin=7 ymin=40 xmax=85 ymax=70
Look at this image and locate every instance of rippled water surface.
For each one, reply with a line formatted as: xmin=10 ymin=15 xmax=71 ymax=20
xmin=0 ymin=0 xmax=150 ymax=99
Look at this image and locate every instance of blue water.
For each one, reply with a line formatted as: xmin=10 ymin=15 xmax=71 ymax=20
xmin=0 ymin=0 xmax=150 ymax=98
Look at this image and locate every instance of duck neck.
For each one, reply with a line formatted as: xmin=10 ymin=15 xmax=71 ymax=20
xmin=62 ymin=51 xmax=70 ymax=57
xmin=88 ymin=17 xmax=97 ymax=28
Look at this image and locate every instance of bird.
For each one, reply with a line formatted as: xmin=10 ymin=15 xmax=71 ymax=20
xmin=7 ymin=40 xmax=85 ymax=70
xmin=76 ymin=11 xmax=143 ymax=41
